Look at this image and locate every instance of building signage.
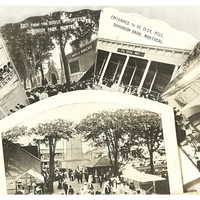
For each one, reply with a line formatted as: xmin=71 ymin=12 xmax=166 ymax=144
xmin=117 ymin=48 xmax=145 ymax=57
xmin=71 ymin=43 xmax=94 ymax=58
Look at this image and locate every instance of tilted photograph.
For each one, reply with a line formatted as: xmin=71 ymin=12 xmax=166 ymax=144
xmin=0 ymin=90 xmax=183 ymax=194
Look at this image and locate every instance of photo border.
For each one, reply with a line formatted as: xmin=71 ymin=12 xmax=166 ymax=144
xmin=0 ymin=90 xmax=183 ymax=194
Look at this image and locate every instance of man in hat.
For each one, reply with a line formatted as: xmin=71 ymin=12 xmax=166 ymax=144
xmin=63 ymin=181 xmax=68 ymax=194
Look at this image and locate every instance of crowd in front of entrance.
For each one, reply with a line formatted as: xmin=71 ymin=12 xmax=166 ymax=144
xmin=43 ymin=166 xmax=147 ymax=197
xmin=25 ymin=76 xmax=166 ymax=107
xmin=25 ymin=78 xmax=94 ymax=104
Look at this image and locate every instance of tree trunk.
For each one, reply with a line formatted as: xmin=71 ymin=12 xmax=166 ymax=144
xmin=23 ymin=78 xmax=27 ymax=90
xmin=20 ymin=49 xmax=33 ymax=89
xmin=39 ymin=64 xmax=45 ymax=86
xmin=29 ymin=75 xmax=34 ymax=88
xmin=149 ymin=150 xmax=154 ymax=174
xmin=58 ymin=29 xmax=70 ymax=89
xmin=48 ymin=138 xmax=55 ymax=194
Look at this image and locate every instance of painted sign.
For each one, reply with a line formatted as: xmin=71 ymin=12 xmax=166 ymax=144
xmin=98 ymin=8 xmax=198 ymax=50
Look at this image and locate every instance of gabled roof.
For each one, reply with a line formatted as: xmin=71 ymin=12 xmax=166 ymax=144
xmin=9 ymin=169 xmax=44 ymax=184
xmin=6 ymin=144 xmax=42 ymax=181
xmin=84 ymin=157 xmax=112 ymax=168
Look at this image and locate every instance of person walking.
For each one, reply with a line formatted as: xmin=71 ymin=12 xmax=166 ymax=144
xmin=99 ymin=175 xmax=103 ymax=188
xmin=105 ymin=183 xmax=111 ymax=195
xmin=68 ymin=185 xmax=74 ymax=195
xmin=79 ymin=171 xmax=83 ymax=183
xmin=63 ymin=181 xmax=68 ymax=195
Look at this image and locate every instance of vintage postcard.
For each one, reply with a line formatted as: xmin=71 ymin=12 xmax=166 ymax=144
xmin=0 ymin=5 xmax=200 ymax=195
xmin=0 ymin=35 xmax=29 ymax=119
xmin=0 ymin=8 xmax=100 ymax=117
xmin=93 ymin=7 xmax=198 ymax=102
xmin=0 ymin=90 xmax=183 ymax=194
xmin=161 ymin=41 xmax=200 ymax=174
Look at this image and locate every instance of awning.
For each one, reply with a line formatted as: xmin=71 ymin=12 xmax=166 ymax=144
xmin=121 ymin=167 xmax=165 ymax=183
xmin=9 ymin=169 xmax=44 ymax=184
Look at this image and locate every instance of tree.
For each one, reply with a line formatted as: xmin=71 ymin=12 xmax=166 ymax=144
xmin=28 ymin=119 xmax=74 ymax=194
xmin=0 ymin=23 xmax=33 ymax=88
xmin=47 ymin=10 xmax=100 ymax=88
xmin=76 ymin=108 xmax=164 ymax=176
xmin=0 ymin=10 xmax=100 ymax=89
xmin=0 ymin=17 xmax=55 ymax=88
xmin=28 ymin=32 xmax=54 ymax=86
xmin=128 ymin=110 xmax=163 ymax=174
xmin=76 ymin=109 xmax=141 ymax=177
xmin=2 ymin=125 xmax=27 ymax=173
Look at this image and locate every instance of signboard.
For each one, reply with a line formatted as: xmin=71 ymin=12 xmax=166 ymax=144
xmin=117 ymin=48 xmax=145 ymax=57
xmin=98 ymin=8 xmax=198 ymax=50
xmin=71 ymin=42 xmax=94 ymax=58
xmin=21 ymin=17 xmax=91 ymax=35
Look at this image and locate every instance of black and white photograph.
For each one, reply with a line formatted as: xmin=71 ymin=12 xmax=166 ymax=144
xmin=1 ymin=3 xmax=200 ymax=195
xmin=161 ymin=41 xmax=200 ymax=170
xmin=0 ymin=90 xmax=183 ymax=195
xmin=0 ymin=35 xmax=29 ymax=119
xmin=93 ymin=7 xmax=198 ymax=103
xmin=0 ymin=8 xmax=100 ymax=117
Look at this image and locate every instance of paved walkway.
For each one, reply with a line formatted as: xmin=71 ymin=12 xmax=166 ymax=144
xmin=51 ymin=177 xmax=105 ymax=195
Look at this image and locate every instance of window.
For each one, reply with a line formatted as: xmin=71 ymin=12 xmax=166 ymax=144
xmin=69 ymin=60 xmax=80 ymax=74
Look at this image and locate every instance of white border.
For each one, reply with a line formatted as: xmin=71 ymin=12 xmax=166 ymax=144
xmin=0 ymin=90 xmax=183 ymax=194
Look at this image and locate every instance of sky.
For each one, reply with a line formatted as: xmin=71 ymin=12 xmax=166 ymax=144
xmin=16 ymin=102 xmax=130 ymax=150
xmin=0 ymin=2 xmax=200 ymax=40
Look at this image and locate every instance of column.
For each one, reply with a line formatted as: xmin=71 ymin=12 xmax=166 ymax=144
xmin=137 ymin=60 xmax=151 ymax=94
xmin=99 ymin=52 xmax=112 ymax=84
xmin=149 ymin=69 xmax=158 ymax=92
xmin=116 ymin=56 xmax=130 ymax=86
xmin=128 ymin=66 xmax=137 ymax=87
xmin=112 ymin=62 xmax=120 ymax=81
xmin=170 ymin=65 xmax=179 ymax=80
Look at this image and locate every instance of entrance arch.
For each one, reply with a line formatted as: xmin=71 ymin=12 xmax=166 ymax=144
xmin=51 ymin=73 xmax=57 ymax=84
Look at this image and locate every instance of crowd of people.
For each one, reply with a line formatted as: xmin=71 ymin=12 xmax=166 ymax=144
xmin=41 ymin=166 xmax=132 ymax=195
xmin=7 ymin=103 xmax=26 ymax=116
xmin=0 ymin=62 xmax=13 ymax=82
xmin=25 ymin=76 xmax=165 ymax=106
xmin=25 ymin=78 xmax=94 ymax=105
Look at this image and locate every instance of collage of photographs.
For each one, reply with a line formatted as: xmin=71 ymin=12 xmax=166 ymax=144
xmin=0 ymin=4 xmax=200 ymax=195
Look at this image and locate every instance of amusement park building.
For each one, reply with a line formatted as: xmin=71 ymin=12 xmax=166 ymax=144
xmin=94 ymin=38 xmax=195 ymax=100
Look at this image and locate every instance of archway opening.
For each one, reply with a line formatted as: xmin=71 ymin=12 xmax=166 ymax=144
xmin=51 ymin=73 xmax=57 ymax=84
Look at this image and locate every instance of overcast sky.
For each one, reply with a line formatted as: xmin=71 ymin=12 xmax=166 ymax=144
xmin=0 ymin=3 xmax=200 ymax=40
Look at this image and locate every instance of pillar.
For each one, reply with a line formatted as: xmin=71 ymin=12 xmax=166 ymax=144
xmin=137 ymin=60 xmax=151 ymax=94
xmin=99 ymin=52 xmax=112 ymax=84
xmin=116 ymin=56 xmax=130 ymax=86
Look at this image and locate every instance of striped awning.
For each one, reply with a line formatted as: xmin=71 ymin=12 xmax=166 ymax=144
xmin=9 ymin=169 xmax=44 ymax=184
